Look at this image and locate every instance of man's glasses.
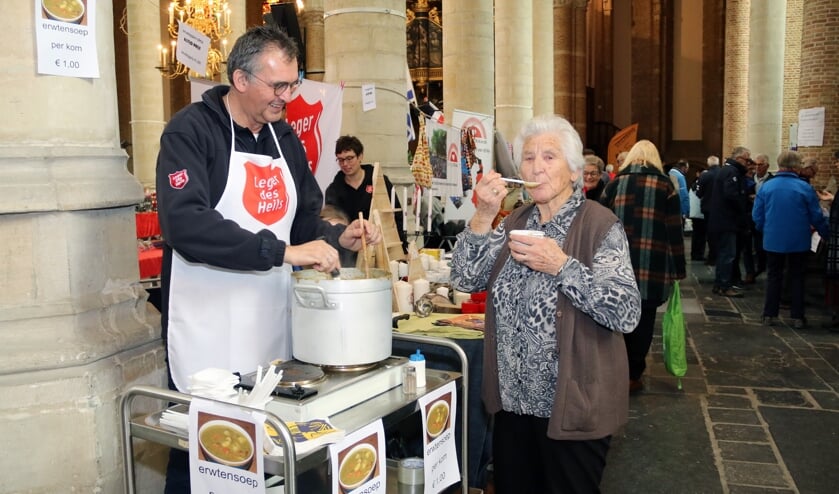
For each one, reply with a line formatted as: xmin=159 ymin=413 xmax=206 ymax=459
xmin=336 ymin=155 xmax=357 ymax=164
xmin=246 ymin=71 xmax=302 ymax=96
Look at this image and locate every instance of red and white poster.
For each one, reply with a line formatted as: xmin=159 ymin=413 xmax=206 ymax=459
xmin=286 ymin=80 xmax=343 ymax=195
xmin=446 ymin=110 xmax=494 ymax=221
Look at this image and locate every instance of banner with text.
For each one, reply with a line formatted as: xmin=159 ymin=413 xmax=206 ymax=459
xmin=175 ymin=21 xmax=211 ymax=76
xmin=188 ymin=397 xmax=266 ymax=494
xmin=419 ymin=380 xmax=460 ymax=493
xmin=286 ymin=80 xmax=343 ymax=195
xmin=35 ymin=0 xmax=99 ymax=78
xmin=607 ymin=123 xmax=638 ymax=167
xmin=446 ymin=110 xmax=494 ymax=220
xmin=427 ymin=118 xmax=461 ymax=198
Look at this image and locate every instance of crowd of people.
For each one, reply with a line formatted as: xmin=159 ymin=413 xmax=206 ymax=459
xmin=152 ymin=22 xmax=839 ymax=494
xmin=584 ymin=142 xmax=839 ymax=333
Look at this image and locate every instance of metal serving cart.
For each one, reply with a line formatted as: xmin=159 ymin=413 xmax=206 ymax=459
xmin=121 ymin=334 xmax=469 ymax=493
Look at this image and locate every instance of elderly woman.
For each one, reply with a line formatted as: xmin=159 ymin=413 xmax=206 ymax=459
xmin=600 ymin=140 xmax=686 ymax=393
xmin=451 ymin=115 xmax=641 ymax=493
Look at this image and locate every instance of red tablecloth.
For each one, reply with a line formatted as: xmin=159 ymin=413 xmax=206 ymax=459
xmin=138 ymin=247 xmax=163 ymax=279
xmin=136 ymin=212 xmax=161 ymax=238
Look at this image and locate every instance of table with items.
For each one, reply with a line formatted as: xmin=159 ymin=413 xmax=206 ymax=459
xmin=121 ymin=335 xmax=469 ymax=494
xmin=392 ymin=313 xmax=492 ymax=490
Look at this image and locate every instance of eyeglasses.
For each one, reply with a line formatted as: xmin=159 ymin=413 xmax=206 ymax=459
xmin=336 ymin=155 xmax=357 ymax=164
xmin=246 ymin=71 xmax=302 ymax=96
xmin=582 ymin=171 xmax=600 ymax=177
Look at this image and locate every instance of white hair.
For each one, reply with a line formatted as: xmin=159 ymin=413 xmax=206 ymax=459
xmin=513 ymin=115 xmax=585 ymax=189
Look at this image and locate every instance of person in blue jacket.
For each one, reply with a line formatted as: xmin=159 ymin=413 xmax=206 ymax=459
xmin=669 ymin=159 xmax=690 ymax=219
xmin=155 ymin=25 xmax=381 ymax=492
xmin=753 ymin=150 xmax=829 ymax=329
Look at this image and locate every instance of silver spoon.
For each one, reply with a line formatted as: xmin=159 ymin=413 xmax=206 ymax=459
xmin=500 ymin=177 xmax=540 ymax=188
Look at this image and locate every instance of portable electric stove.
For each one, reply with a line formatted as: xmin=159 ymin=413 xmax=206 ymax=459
xmin=239 ymin=356 xmax=409 ymax=421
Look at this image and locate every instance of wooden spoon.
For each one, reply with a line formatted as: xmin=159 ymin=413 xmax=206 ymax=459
xmin=359 ymin=212 xmax=370 ymax=279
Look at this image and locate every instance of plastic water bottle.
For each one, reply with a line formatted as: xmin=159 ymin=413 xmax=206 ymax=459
xmin=409 ymin=349 xmax=426 ymax=388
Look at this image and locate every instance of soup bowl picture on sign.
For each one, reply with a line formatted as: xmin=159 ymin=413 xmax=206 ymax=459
xmin=426 ymin=398 xmax=450 ymax=440
xmin=198 ymin=418 xmax=256 ymax=471
xmin=338 ymin=440 xmax=378 ymax=492
xmin=42 ymin=0 xmax=86 ymax=24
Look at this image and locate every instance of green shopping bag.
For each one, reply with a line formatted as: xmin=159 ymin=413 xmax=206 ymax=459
xmin=662 ymin=281 xmax=688 ymax=389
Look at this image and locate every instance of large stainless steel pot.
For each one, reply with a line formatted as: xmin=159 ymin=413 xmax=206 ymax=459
xmin=291 ymin=268 xmax=392 ymax=366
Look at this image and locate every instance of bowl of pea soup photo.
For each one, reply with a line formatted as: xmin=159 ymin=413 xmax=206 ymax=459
xmin=42 ymin=0 xmax=85 ymax=24
xmin=198 ymin=419 xmax=255 ymax=470
xmin=338 ymin=442 xmax=378 ymax=492
xmin=426 ymin=399 xmax=450 ymax=439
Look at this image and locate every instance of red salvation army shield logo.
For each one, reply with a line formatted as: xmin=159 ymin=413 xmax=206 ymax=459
xmin=286 ymin=95 xmax=323 ymax=174
xmin=448 ymin=143 xmax=459 ymax=163
xmin=242 ymin=161 xmax=289 ymax=226
xmin=169 ymin=169 xmax=189 ymax=189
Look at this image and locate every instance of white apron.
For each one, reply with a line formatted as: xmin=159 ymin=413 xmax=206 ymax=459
xmin=168 ymin=111 xmax=298 ymax=392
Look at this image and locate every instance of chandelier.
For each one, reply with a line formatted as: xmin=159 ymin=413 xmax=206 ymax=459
xmin=157 ymin=0 xmax=232 ymax=79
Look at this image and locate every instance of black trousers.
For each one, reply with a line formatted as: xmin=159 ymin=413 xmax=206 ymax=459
xmin=763 ymin=251 xmax=808 ymax=319
xmin=625 ymin=299 xmax=661 ymax=380
xmin=690 ymin=217 xmax=707 ymax=260
xmin=493 ymin=410 xmax=611 ymax=494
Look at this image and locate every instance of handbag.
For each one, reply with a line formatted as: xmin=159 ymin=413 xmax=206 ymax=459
xmin=662 ymin=280 xmax=688 ymax=389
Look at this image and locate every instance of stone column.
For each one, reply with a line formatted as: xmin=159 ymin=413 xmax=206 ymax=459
xmin=747 ymin=0 xmax=785 ymax=161
xmin=554 ymin=1 xmax=574 ymax=119
xmin=553 ymin=0 xmax=586 ymax=134
xmin=722 ymin=0 xmax=750 ymax=156
xmin=589 ymin=0 xmax=614 ymax=127
xmin=798 ymin=0 xmax=839 ymax=189
xmin=571 ymin=0 xmax=588 ymax=138
xmin=443 ymin=0 xmax=495 ymax=122
xmin=495 ymin=0 xmax=533 ymax=143
xmin=126 ymin=0 xmax=165 ymax=189
xmin=324 ymin=0 xmax=410 ymax=183
xmin=533 ymin=0 xmax=554 ymax=117
xmin=0 ymin=2 xmax=166 ymax=492
xmin=302 ymin=0 xmax=326 ymax=81
xmin=781 ymin=0 xmax=803 ymax=153
xmin=629 ymin=0 xmax=664 ymax=145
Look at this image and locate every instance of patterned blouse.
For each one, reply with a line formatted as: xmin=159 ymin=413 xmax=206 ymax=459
xmin=451 ymin=190 xmax=640 ymax=417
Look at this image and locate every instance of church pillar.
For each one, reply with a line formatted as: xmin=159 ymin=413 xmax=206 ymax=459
xmin=324 ymin=0 xmax=410 ymax=183
xmin=533 ymin=0 xmax=555 ymax=117
xmin=442 ymin=0 xmax=495 ymax=122
xmin=798 ymin=0 xmax=839 ymax=188
xmin=781 ymin=0 xmax=803 ymax=154
xmin=495 ymin=0 xmax=533 ymax=142
xmin=747 ymin=0 xmax=785 ymax=161
xmin=0 ymin=2 xmax=166 ymax=491
xmin=126 ymin=0 xmax=165 ymax=188
xmin=301 ymin=0 xmax=326 ymax=81
xmin=554 ymin=0 xmax=587 ymax=135
xmin=722 ymin=0 xmax=750 ymax=156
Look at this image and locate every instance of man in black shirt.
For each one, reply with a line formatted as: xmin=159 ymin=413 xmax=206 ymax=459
xmin=325 ymin=135 xmax=408 ymax=256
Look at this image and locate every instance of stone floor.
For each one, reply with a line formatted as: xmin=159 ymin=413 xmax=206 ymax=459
xmin=600 ymin=252 xmax=839 ymax=494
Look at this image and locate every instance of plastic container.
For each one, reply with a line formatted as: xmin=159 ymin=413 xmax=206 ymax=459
xmin=470 ymin=291 xmax=487 ymax=302
xmin=461 ymin=301 xmax=486 ymax=314
xmin=409 ymin=349 xmax=427 ymax=388
xmin=398 ymin=457 xmax=425 ymax=493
